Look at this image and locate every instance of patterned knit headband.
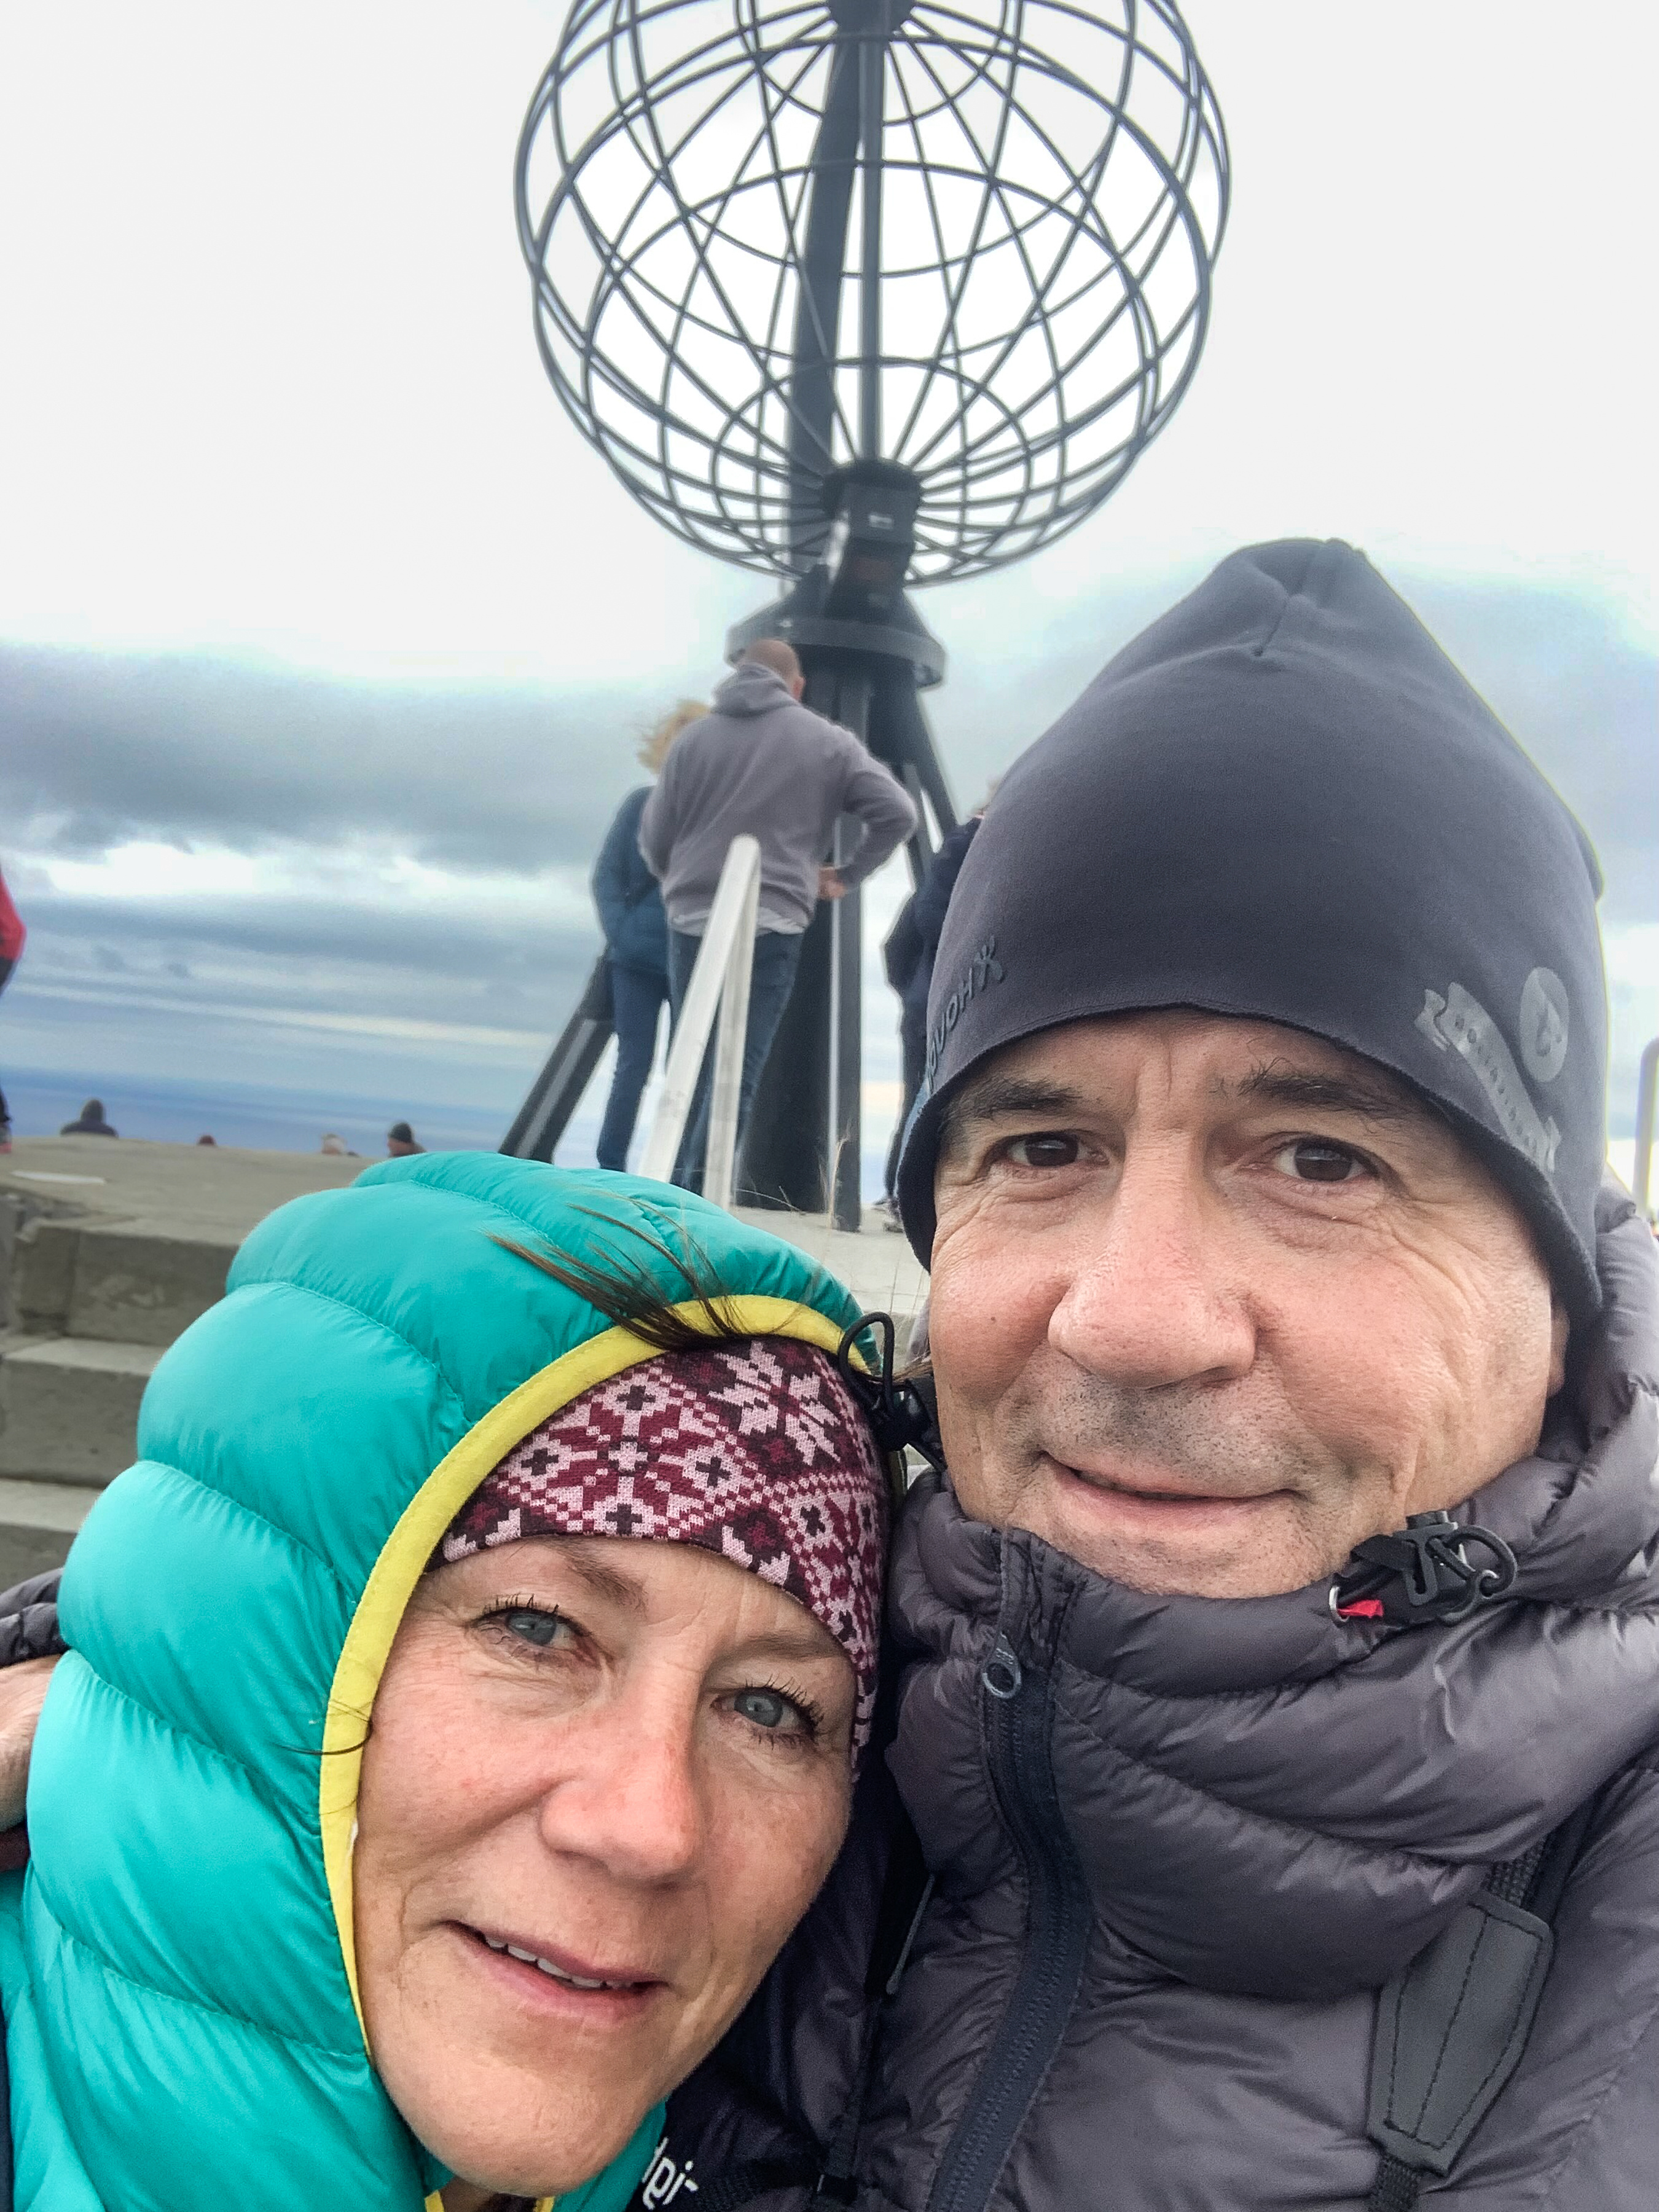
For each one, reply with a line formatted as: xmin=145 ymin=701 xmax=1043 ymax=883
xmin=441 ymin=1333 xmax=889 ymax=1752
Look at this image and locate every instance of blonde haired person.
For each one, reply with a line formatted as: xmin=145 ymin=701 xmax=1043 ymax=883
xmin=590 ymin=703 xmax=707 ymax=1172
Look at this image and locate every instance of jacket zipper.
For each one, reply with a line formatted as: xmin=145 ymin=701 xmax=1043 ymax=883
xmin=924 ymin=1633 xmax=1092 ymax=2212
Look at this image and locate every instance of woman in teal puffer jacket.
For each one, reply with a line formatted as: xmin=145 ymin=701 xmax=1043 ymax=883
xmin=0 ymin=1153 xmax=891 ymax=2212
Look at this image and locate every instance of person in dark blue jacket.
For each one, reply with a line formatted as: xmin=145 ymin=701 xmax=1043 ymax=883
xmin=590 ymin=702 xmax=705 ymax=1171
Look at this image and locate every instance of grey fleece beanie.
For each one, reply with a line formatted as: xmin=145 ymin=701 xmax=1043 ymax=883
xmin=896 ymin=539 xmax=1608 ymax=1324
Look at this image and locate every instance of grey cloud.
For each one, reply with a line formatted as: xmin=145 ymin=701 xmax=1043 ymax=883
xmin=0 ymin=644 xmax=657 ymax=872
xmin=4 ymin=566 xmax=1651 ymax=930
xmin=23 ymin=887 xmax=601 ymax=984
xmin=931 ymin=563 xmax=1658 ymax=930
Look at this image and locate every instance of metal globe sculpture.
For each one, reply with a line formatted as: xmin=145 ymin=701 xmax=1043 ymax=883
xmin=508 ymin=0 xmax=1228 ymax=1218
xmin=516 ymin=0 xmax=1229 ymax=586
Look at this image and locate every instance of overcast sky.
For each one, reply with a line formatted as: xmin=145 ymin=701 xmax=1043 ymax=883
xmin=1 ymin=0 xmax=1653 ymax=1172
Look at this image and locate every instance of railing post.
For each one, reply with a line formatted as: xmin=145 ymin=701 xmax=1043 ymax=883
xmin=638 ymin=836 xmax=762 ymax=1193
xmin=1634 ymin=1037 xmax=1658 ymax=1221
xmin=702 ymin=859 xmax=761 ymax=1210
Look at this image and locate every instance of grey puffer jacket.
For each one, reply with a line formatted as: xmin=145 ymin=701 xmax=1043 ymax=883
xmin=656 ymin=1185 xmax=1659 ymax=2211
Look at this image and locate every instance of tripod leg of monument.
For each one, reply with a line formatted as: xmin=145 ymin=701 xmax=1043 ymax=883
xmin=500 ymin=955 xmax=615 ymax=1162
xmin=874 ymin=671 xmax=957 ymax=874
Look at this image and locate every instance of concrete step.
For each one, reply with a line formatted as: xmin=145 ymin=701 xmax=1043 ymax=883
xmin=0 ymin=1335 xmax=162 ymax=1486
xmin=10 ymin=1217 xmax=235 ymax=1348
xmin=0 ymin=1476 xmax=95 ymax=1586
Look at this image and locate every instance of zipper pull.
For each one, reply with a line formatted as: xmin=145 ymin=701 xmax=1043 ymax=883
xmin=981 ymin=1631 xmax=1022 ymax=1701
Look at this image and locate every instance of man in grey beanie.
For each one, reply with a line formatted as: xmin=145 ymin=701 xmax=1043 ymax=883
xmin=632 ymin=540 xmax=1655 ymax=2212
xmin=2 ymin=544 xmax=1654 ymax=2210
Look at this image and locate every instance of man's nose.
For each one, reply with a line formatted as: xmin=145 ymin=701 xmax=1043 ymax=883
xmin=539 ymin=1690 xmax=705 ymax=1886
xmin=1046 ymin=1145 xmax=1255 ymax=1389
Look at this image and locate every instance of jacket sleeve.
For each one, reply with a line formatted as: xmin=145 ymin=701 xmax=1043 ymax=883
xmin=912 ymin=818 xmax=979 ymax=960
xmin=0 ymin=1574 xmax=63 ymax=1669
xmin=832 ymin=740 xmax=918 ymax=891
xmin=1449 ymin=1757 xmax=1659 ymax=2209
xmin=0 ymin=869 xmax=25 ymax=970
xmin=592 ymin=792 xmax=645 ymax=949
xmin=883 ymin=896 xmax=924 ymax=993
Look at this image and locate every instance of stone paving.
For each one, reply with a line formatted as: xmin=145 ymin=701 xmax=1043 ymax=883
xmin=0 ymin=1136 xmax=925 ymax=1582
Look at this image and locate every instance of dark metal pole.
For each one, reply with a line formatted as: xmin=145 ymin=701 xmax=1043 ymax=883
xmin=500 ymin=955 xmax=614 ymax=1161
xmin=857 ymin=5 xmax=885 ymax=460
xmin=786 ymin=41 xmax=860 ymax=566
xmin=827 ymin=667 xmax=872 ymax=1230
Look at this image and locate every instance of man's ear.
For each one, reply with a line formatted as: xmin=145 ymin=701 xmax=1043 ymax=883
xmin=790 ymin=675 xmax=806 ymax=700
xmin=1547 ymin=1296 xmax=1570 ymax=1397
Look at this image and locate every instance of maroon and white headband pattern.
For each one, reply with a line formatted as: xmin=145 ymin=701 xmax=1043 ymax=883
xmin=442 ymin=1333 xmax=888 ymax=1749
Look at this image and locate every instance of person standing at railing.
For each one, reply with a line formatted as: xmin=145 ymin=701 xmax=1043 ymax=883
xmin=639 ymin=638 xmax=917 ymax=1193
xmin=590 ymin=700 xmax=706 ymax=1173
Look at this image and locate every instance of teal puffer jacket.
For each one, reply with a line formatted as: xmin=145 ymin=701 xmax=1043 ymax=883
xmin=0 ymin=1155 xmax=865 ymax=2212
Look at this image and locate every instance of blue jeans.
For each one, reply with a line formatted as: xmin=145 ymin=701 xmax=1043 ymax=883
xmin=668 ymin=927 xmax=802 ymax=1193
xmin=595 ymin=960 xmax=669 ymax=1172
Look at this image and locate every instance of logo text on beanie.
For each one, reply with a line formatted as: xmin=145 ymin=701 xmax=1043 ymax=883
xmin=925 ymin=936 xmax=1005 ymax=1082
xmin=1416 ymin=982 xmax=1561 ymax=1174
xmin=1519 ymin=967 xmax=1570 ymax=1083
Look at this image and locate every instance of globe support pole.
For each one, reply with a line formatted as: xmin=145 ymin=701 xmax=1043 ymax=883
xmin=511 ymin=0 xmax=1230 ymax=1195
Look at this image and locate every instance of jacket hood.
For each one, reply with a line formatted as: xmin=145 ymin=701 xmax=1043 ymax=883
xmin=712 ymin=662 xmax=794 ymax=718
xmin=896 ymin=538 xmax=1609 ymax=1325
xmin=18 ymin=1155 xmax=865 ymax=2212
xmin=887 ymin=1180 xmax=1659 ymax=2002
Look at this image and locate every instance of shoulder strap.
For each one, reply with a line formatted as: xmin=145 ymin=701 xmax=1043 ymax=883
xmin=1365 ymin=1789 xmax=1606 ymax=2210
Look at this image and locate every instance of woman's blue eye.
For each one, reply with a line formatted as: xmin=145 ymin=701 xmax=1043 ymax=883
xmin=501 ymin=1608 xmax=566 ymax=1648
xmin=733 ymin=1687 xmax=795 ymax=1730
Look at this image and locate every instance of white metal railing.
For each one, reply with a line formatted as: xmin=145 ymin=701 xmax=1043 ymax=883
xmin=1634 ymin=1036 xmax=1658 ymax=1222
xmin=639 ymin=834 xmax=761 ymax=1207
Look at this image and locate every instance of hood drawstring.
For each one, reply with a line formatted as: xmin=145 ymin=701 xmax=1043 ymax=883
xmin=836 ymin=1312 xmax=946 ymax=1477
xmin=1331 ymin=1510 xmax=1518 ymax=1627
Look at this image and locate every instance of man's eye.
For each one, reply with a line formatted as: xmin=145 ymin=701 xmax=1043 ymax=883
xmin=1273 ymin=1139 xmax=1367 ymax=1184
xmin=731 ymin=1686 xmax=808 ymax=1735
xmin=497 ymin=1607 xmax=574 ymax=1649
xmin=1005 ymin=1132 xmax=1081 ymax=1169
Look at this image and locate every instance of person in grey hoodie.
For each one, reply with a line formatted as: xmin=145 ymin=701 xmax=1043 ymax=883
xmin=632 ymin=541 xmax=1659 ymax=2212
xmin=638 ymin=638 xmax=916 ymax=1191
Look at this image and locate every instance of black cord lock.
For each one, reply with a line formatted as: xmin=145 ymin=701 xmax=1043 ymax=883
xmin=836 ymin=1312 xmax=946 ymax=1475
xmin=1331 ymin=1509 xmax=1518 ymax=1628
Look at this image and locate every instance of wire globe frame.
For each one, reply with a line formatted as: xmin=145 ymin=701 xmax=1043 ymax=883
xmin=517 ymin=0 xmax=1228 ymax=586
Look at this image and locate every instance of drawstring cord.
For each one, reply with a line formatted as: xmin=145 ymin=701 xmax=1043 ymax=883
xmin=1331 ymin=1509 xmax=1518 ymax=1627
xmin=836 ymin=1312 xmax=947 ymax=1475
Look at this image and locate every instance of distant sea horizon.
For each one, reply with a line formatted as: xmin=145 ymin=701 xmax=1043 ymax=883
xmin=1 ymin=1065 xmax=518 ymax=1159
xmin=0 ymin=1064 xmax=900 ymax=1196
xmin=2 ymin=1064 xmax=1638 ymax=1212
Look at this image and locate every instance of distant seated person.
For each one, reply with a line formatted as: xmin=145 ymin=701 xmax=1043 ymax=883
xmin=319 ymin=1132 xmax=359 ymax=1157
xmin=195 ymin=1134 xmax=217 ymax=1147
xmin=386 ymin=1121 xmax=424 ymax=1158
xmin=59 ymin=1097 xmax=117 ymax=1138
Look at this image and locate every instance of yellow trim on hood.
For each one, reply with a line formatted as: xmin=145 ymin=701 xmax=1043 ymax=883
xmin=423 ymin=2197 xmax=552 ymax=2212
xmin=320 ymin=1295 xmax=855 ymax=2034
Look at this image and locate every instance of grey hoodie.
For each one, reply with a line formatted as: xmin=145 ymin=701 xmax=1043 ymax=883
xmin=638 ymin=664 xmax=916 ymax=935
xmin=646 ymin=1183 xmax=1659 ymax=2210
